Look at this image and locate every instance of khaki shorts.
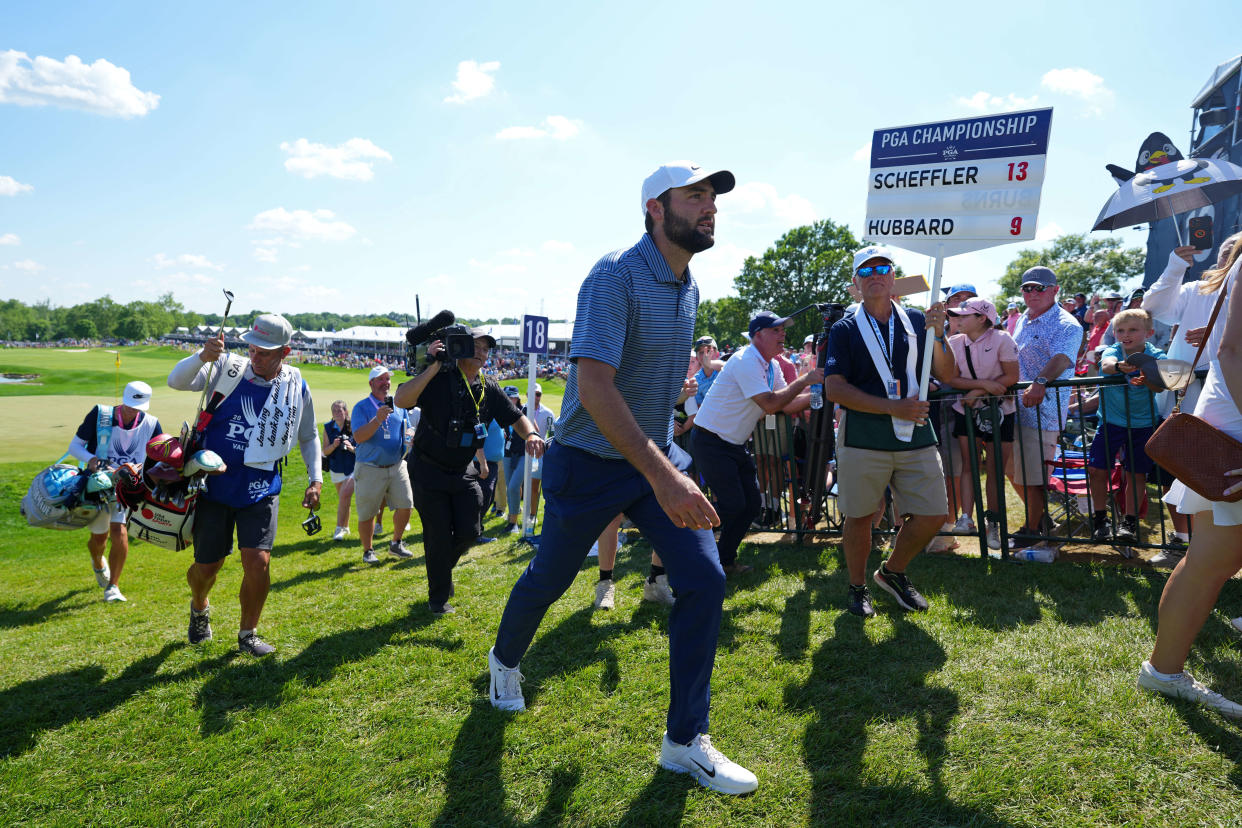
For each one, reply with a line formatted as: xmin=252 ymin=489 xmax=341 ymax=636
xmin=1011 ymin=425 xmax=1059 ymax=486
xmin=836 ymin=443 xmax=947 ymax=518
xmin=88 ymin=503 xmax=129 ymax=534
xmin=354 ymin=461 xmax=413 ymax=519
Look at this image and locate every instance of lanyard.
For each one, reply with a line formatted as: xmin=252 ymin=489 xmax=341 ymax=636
xmin=458 ymin=367 xmax=483 ymax=418
xmin=863 ymin=307 xmax=895 ymax=372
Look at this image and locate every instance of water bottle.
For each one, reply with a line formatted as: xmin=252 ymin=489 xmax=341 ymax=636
xmin=810 ymin=383 xmax=824 ymax=410
xmin=1015 ymin=545 xmax=1057 ymax=563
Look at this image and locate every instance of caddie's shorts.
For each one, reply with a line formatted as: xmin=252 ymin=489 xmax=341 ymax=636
xmin=88 ymin=502 xmax=129 ymax=534
xmin=193 ymin=495 xmax=279 ymax=564
xmin=836 ymin=443 xmax=947 ymax=519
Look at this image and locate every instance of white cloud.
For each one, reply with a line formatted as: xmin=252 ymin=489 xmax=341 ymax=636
xmin=0 ymin=175 xmax=33 ymax=196
xmin=444 ymin=59 xmax=500 ymax=104
xmin=956 ymin=91 xmax=1040 ymax=113
xmin=728 ymin=182 xmax=819 ymax=226
xmin=692 ymin=242 xmax=755 ymax=299
xmin=303 ymin=284 xmax=339 ymax=298
xmin=1041 ymin=68 xmax=1113 ymax=114
xmin=0 ymin=50 xmax=159 ymax=118
xmin=0 ymin=233 xmax=19 ymax=245
xmin=541 ymin=240 xmax=574 ymax=253
xmin=253 ymin=247 xmax=279 ymax=263
xmin=280 ymin=138 xmax=393 ymax=181
xmin=853 ymin=142 xmax=871 ymax=162
xmin=138 ymin=271 xmax=215 ymax=288
xmin=248 ymin=207 xmax=356 ymax=242
xmin=151 ymin=252 xmax=224 ymax=270
xmin=13 ymin=259 xmax=44 ymax=272
xmin=1036 ymin=220 xmax=1064 ymax=242
xmin=496 ymin=115 xmax=581 ymax=141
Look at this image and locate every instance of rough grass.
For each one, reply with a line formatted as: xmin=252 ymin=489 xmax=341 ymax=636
xmin=5 ymin=456 xmax=1242 ymax=826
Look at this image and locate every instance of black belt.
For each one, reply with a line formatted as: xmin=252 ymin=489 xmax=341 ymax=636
xmin=414 ymin=451 xmax=463 ymax=474
xmin=360 ymin=460 xmax=398 ymax=469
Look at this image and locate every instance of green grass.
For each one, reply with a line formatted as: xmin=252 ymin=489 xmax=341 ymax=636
xmin=5 ymin=348 xmax=1242 ymax=826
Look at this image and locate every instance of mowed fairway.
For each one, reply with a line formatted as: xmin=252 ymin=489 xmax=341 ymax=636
xmin=7 ymin=347 xmax=1242 ymax=826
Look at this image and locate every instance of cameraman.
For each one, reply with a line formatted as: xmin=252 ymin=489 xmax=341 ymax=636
xmin=395 ymin=327 xmax=545 ymax=615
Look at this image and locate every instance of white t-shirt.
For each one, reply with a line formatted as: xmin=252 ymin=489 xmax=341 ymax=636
xmin=529 ymin=404 xmax=556 ymax=437
xmin=693 ymin=344 xmax=786 ymax=444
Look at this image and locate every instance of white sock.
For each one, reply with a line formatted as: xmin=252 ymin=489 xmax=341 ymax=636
xmin=1173 ymin=532 xmax=1190 ymax=542
xmin=1147 ymin=663 xmax=1183 ymax=681
xmin=239 ymin=628 xmax=255 ymax=639
xmin=190 ymin=603 xmax=209 ymax=615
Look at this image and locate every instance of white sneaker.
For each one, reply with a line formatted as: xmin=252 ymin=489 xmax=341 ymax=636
xmin=953 ymin=514 xmax=976 ymax=533
xmin=1231 ymin=617 xmax=1242 ymax=635
xmin=488 ymin=647 xmax=526 ymax=711
xmin=594 ymin=578 xmax=616 ymax=610
xmin=93 ymin=561 xmax=111 ymax=589
xmin=332 ymin=526 xmax=349 ymax=541
xmin=587 ymin=541 xmax=599 ymax=558
xmin=659 ymin=732 xmax=758 ymax=795
xmin=103 ymin=584 xmax=126 ymax=602
xmin=1137 ymin=660 xmax=1242 ymax=718
xmin=986 ymin=522 xmax=1001 ymax=550
xmin=643 ymin=574 xmax=675 ymax=606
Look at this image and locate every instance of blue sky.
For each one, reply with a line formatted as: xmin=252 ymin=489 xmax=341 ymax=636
xmin=2 ymin=1 xmax=1238 ymax=322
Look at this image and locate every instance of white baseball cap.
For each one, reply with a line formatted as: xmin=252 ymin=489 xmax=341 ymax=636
xmin=122 ymin=380 xmax=152 ymax=411
xmin=368 ymin=366 xmax=392 ymax=382
xmin=641 ymin=161 xmax=735 ymax=216
xmin=852 ymin=245 xmax=896 ymax=273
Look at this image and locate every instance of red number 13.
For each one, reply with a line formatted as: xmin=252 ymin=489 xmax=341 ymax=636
xmin=1007 ymin=161 xmax=1028 ymax=181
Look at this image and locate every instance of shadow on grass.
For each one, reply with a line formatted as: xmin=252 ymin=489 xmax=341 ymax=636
xmin=268 ymin=561 xmax=356 ymax=593
xmin=195 ymin=602 xmax=453 ymax=736
xmin=785 ymin=613 xmax=1013 ymax=827
xmin=0 ymin=642 xmax=235 ymax=759
xmin=432 ymin=604 xmax=664 ymax=826
xmin=0 ymin=588 xmax=91 ymax=630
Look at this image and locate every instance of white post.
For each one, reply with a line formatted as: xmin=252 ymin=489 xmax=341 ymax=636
xmin=918 ymin=245 xmax=945 ymax=400
xmin=522 ymin=352 xmax=537 ymax=537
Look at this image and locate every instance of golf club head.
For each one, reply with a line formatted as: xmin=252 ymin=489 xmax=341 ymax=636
xmin=147 ymin=462 xmax=183 ymax=483
xmin=302 ymin=511 xmax=322 ymax=536
xmin=146 ymin=433 xmax=185 ymax=468
xmin=182 ymin=449 xmax=227 ymax=477
xmin=85 ymin=470 xmax=114 ymax=494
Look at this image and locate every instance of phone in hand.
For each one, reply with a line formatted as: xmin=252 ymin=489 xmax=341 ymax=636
xmin=1190 ymin=215 xmax=1213 ymax=251
xmin=385 ymin=395 xmax=394 ymax=409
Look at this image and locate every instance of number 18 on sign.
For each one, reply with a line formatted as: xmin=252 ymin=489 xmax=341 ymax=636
xmin=865 ymin=107 xmax=1053 ymax=258
xmin=522 ymin=315 xmax=549 ymax=355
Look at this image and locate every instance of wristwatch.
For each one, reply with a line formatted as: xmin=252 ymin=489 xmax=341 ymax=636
xmin=1033 ymin=377 xmax=1049 ymax=387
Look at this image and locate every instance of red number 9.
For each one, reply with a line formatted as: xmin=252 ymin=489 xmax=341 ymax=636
xmin=1010 ymin=217 xmax=1023 ymax=236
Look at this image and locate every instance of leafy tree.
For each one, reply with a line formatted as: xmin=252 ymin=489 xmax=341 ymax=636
xmin=732 ymin=220 xmax=865 ymax=344
xmin=695 ymin=297 xmax=751 ymax=351
xmin=998 ymin=233 xmax=1145 ymax=304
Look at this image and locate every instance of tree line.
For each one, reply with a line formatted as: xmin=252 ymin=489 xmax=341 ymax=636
xmin=696 ymin=225 xmax=1144 ymax=350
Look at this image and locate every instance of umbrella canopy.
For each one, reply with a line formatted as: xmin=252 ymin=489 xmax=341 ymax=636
xmin=1093 ymin=157 xmax=1242 ymax=231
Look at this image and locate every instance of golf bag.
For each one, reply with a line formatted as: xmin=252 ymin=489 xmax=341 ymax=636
xmin=114 ymin=461 xmax=198 ymax=551
xmin=21 ymin=462 xmax=112 ymax=530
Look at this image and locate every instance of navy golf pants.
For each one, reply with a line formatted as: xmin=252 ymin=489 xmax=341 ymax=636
xmin=691 ymin=427 xmax=762 ymax=566
xmin=493 ymin=440 xmax=726 ymax=744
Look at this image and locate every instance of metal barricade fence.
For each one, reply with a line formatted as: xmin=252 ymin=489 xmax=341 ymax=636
xmin=728 ymin=370 xmax=1206 ymax=561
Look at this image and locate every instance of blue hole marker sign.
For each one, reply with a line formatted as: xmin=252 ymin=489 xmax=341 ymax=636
xmin=521 ymin=314 xmax=549 ymax=355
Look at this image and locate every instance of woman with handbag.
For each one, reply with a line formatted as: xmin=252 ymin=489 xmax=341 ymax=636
xmin=1140 ymin=240 xmax=1242 ymax=718
xmin=944 ymin=298 xmax=1019 ymax=549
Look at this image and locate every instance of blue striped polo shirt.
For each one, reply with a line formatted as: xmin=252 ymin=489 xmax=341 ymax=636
xmin=555 ymin=233 xmax=699 ymax=459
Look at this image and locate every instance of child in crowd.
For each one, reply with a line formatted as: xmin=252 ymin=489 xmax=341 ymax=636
xmin=1088 ymin=308 xmax=1166 ymax=544
xmin=944 ymin=298 xmax=1019 ymax=549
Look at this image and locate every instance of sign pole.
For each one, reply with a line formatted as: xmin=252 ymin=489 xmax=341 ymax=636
xmin=918 ymin=245 xmax=944 ymax=400
xmin=522 ymin=353 xmax=537 ymax=538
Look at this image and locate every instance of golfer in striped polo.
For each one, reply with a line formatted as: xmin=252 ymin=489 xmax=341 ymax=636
xmin=486 ymin=161 xmax=758 ymax=795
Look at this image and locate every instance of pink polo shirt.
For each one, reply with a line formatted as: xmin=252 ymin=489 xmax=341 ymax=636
xmin=948 ymin=327 xmax=1019 ymax=415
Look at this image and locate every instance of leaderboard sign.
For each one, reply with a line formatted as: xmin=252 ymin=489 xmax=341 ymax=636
xmin=865 ymin=107 xmax=1053 ymax=257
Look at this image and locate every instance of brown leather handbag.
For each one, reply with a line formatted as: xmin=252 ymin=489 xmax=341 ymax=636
xmin=1144 ymin=283 xmax=1242 ymax=503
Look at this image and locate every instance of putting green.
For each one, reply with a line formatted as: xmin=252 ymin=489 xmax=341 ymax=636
xmin=0 ymin=346 xmax=562 ymax=462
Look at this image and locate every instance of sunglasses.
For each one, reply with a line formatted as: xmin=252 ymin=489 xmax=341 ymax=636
xmin=856 ymin=264 xmax=894 ymax=278
xmin=1021 ymin=285 xmax=1051 ymax=293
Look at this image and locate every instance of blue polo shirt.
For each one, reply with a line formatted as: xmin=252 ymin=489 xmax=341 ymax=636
xmin=1098 ymin=341 xmax=1165 ymax=428
xmin=350 ymin=394 xmax=408 ymax=466
xmin=555 ymin=233 xmax=699 ymax=459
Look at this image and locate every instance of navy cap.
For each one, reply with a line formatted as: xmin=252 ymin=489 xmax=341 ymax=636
xmin=748 ymin=310 xmax=792 ymax=338
xmin=1020 ymin=266 xmax=1058 ymax=288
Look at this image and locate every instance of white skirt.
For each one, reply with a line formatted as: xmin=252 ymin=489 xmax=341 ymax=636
xmin=1164 ymin=482 xmax=1242 ymax=526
